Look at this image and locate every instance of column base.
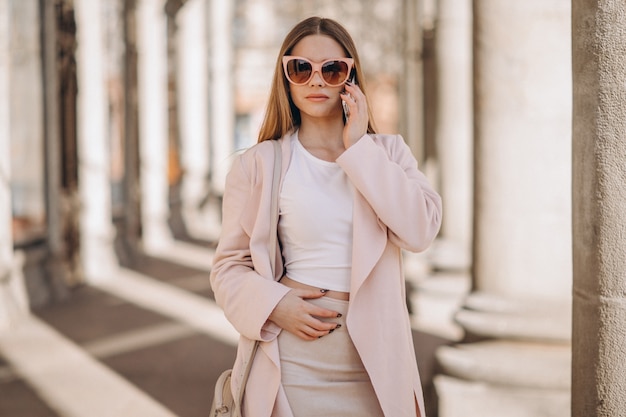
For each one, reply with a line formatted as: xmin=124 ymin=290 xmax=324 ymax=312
xmin=435 ymin=374 xmax=570 ymax=417
xmin=428 ymin=237 xmax=471 ymax=272
xmin=180 ymin=198 xmax=222 ymax=242
xmin=437 ymin=340 xmax=570 ymax=389
xmin=410 ymin=271 xmax=470 ymax=340
xmin=0 ymin=251 xmax=29 ymax=332
xmin=81 ymin=234 xmax=120 ymax=283
xmin=456 ymin=292 xmax=571 ymax=342
xmin=435 ymin=293 xmax=572 ymax=417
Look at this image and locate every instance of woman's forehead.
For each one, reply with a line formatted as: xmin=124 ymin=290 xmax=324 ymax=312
xmin=291 ymin=35 xmax=346 ymax=61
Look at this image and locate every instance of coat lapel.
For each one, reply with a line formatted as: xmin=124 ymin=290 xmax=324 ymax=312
xmin=350 ymin=191 xmax=388 ymax=296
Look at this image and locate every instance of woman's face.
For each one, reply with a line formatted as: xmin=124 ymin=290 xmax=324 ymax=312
xmin=287 ymin=35 xmax=348 ymax=122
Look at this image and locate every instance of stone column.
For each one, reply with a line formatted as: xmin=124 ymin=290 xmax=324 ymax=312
xmin=7 ymin=0 xmax=46 ymax=231
xmin=137 ymin=0 xmax=173 ymax=251
xmin=208 ymin=0 xmax=235 ymax=195
xmin=0 ymin=0 xmax=28 ymax=330
xmin=42 ymin=0 xmax=72 ymax=292
xmin=121 ymin=0 xmax=142 ymax=253
xmin=400 ymin=0 xmax=424 ymax=160
xmin=410 ymin=0 xmax=473 ymax=340
xmin=572 ymin=1 xmax=626 ymax=416
xmin=74 ymin=0 xmax=119 ymax=281
xmin=430 ymin=0 xmax=472 ymax=271
xmin=177 ymin=0 xmax=220 ymax=240
xmin=435 ymin=1 xmax=572 ymax=416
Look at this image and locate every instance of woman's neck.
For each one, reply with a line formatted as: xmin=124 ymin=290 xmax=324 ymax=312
xmin=297 ymin=118 xmax=346 ymax=162
xmin=298 ymin=118 xmax=344 ymax=147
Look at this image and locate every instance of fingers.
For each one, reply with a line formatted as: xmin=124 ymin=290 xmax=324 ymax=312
xmin=341 ymin=83 xmax=368 ymax=146
xmin=294 ymin=304 xmax=341 ymax=341
xmin=290 ymin=288 xmax=342 ymax=319
xmin=292 ymin=287 xmax=328 ymax=300
xmin=308 ymin=302 xmax=342 ymax=319
xmin=340 ymin=89 xmax=356 ymax=116
xmin=269 ymin=289 xmax=343 ymax=341
xmin=343 ymin=81 xmax=361 ymax=96
xmin=295 ymin=322 xmax=342 ymax=341
xmin=342 ymin=82 xmax=364 ymax=108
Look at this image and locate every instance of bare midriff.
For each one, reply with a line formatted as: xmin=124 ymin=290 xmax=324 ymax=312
xmin=280 ymin=276 xmax=350 ymax=301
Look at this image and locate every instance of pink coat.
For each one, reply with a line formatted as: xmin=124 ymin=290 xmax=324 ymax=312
xmin=210 ymin=131 xmax=442 ymax=417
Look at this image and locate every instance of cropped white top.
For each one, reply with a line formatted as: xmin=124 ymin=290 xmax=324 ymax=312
xmin=277 ymin=134 xmax=354 ymax=293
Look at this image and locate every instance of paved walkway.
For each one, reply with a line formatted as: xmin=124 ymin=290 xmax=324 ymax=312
xmin=0 ymin=241 xmax=461 ymax=417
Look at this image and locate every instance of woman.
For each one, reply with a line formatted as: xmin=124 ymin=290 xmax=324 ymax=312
xmin=210 ymin=16 xmax=442 ymax=417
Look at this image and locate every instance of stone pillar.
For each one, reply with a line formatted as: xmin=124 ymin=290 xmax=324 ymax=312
xmin=409 ymin=0 xmax=473 ymax=345
xmin=177 ymin=0 xmax=220 ymax=240
xmin=41 ymin=0 xmax=73 ymax=292
xmin=572 ymin=1 xmax=626 ymax=416
xmin=0 ymin=0 xmax=25 ymax=330
xmin=133 ymin=0 xmax=217 ymax=271
xmin=74 ymin=0 xmax=119 ymax=281
xmin=7 ymin=0 xmax=46 ymax=231
xmin=121 ymin=0 xmax=142 ymax=253
xmin=430 ymin=0 xmax=472 ymax=271
xmin=208 ymin=0 xmax=235 ymax=195
xmin=435 ymin=1 xmax=572 ymax=416
xmin=137 ymin=0 xmax=173 ymax=251
xmin=400 ymin=0 xmax=424 ymax=161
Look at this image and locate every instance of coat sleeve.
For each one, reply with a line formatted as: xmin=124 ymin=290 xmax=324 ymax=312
xmin=210 ymin=154 xmax=291 ymax=341
xmin=336 ymin=134 xmax=442 ymax=252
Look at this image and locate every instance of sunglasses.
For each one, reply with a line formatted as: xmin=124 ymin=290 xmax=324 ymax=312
xmin=282 ymin=56 xmax=354 ymax=87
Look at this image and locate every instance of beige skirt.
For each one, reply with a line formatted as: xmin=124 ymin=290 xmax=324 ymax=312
xmin=277 ymin=297 xmax=384 ymax=417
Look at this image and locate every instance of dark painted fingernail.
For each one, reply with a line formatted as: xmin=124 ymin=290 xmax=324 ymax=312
xmin=336 ymin=313 xmax=342 ymax=318
xmin=329 ymin=329 xmax=335 ymax=334
xmin=335 ymin=324 xmax=342 ymax=329
xmin=320 ymin=289 xmax=329 ymax=293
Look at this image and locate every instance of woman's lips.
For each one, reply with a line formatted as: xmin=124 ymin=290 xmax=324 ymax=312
xmin=306 ymin=94 xmax=329 ymax=101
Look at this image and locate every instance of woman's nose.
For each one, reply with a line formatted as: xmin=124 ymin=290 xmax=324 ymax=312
xmin=309 ymin=70 xmax=325 ymax=86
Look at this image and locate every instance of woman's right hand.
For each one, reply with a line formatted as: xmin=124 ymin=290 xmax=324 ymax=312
xmin=269 ymin=289 xmax=341 ymax=341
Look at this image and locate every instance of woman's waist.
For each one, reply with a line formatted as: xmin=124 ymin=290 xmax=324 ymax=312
xmin=281 ymin=265 xmax=350 ymax=288
xmin=280 ymin=276 xmax=350 ymax=301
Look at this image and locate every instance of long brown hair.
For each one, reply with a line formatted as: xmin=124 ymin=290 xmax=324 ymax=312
xmin=257 ymin=17 xmax=377 ymax=143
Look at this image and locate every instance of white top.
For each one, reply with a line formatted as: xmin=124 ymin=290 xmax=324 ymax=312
xmin=277 ymin=134 xmax=354 ymax=293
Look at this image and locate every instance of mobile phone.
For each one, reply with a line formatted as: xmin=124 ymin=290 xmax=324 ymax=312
xmin=342 ymin=70 xmax=356 ymax=120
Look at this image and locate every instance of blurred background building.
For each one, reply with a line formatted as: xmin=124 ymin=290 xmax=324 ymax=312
xmin=0 ymin=0 xmax=624 ymax=416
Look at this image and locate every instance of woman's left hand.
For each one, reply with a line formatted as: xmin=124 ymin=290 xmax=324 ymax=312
xmin=341 ymin=82 xmax=369 ymax=148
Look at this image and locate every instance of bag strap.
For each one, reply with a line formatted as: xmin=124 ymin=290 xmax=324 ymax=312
xmin=269 ymin=139 xmax=281 ymax=274
xmin=235 ymin=139 xmax=282 ymax=412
